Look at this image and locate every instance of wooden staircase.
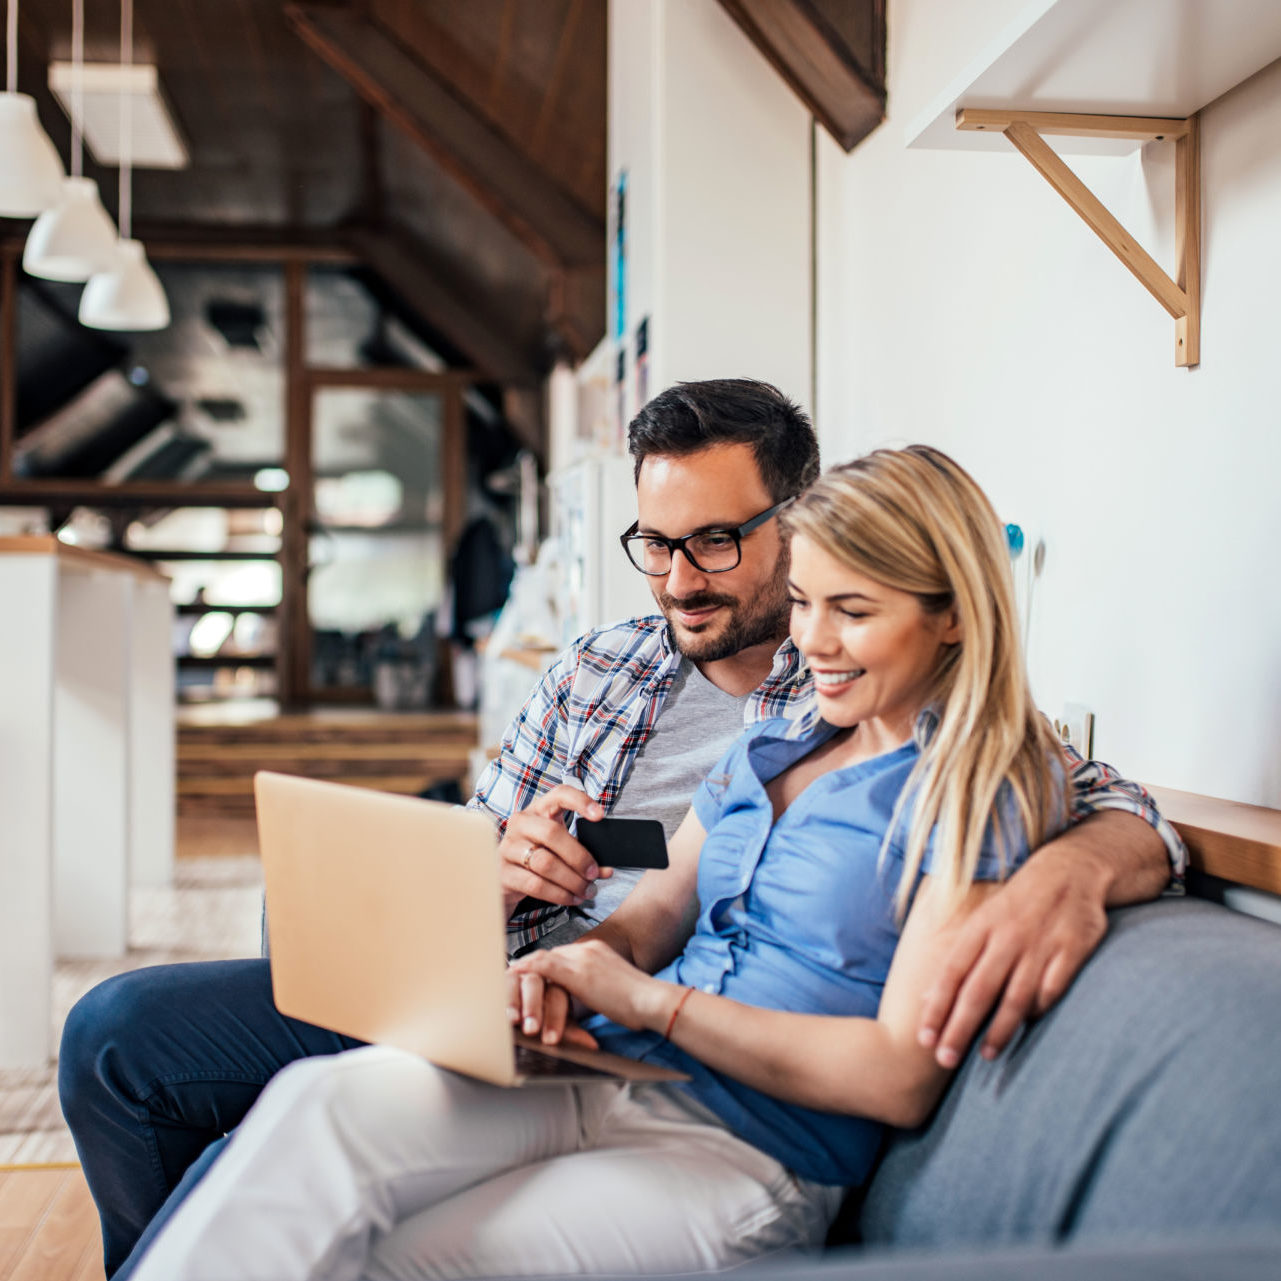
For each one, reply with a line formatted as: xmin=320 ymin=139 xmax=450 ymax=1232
xmin=177 ymin=708 xmax=479 ymax=817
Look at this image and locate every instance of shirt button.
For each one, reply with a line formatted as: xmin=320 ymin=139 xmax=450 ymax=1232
xmin=702 ymin=983 xmax=717 ymax=995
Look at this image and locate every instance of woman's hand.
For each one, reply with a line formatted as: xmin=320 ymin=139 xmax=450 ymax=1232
xmin=505 ymin=961 xmax=599 ymax=1049
xmin=510 ymin=940 xmax=674 ymax=1042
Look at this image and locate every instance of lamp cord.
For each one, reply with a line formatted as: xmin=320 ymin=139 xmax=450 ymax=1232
xmin=6 ymin=0 xmax=17 ymax=95
xmin=119 ymin=0 xmax=132 ymax=239
xmin=70 ymin=0 xmax=83 ymax=178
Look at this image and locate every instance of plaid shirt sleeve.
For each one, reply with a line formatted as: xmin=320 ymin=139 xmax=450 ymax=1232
xmin=1064 ymin=745 xmax=1187 ymax=891
xmin=466 ymin=639 xmax=583 ymax=946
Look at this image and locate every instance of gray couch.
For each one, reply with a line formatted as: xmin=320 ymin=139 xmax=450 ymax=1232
xmin=816 ymin=895 xmax=1281 ymax=1271
xmin=735 ymin=1236 xmax=1281 ymax=1281
xmin=484 ymin=893 xmax=1281 ymax=1281
xmin=268 ymin=878 xmax=1281 ymax=1274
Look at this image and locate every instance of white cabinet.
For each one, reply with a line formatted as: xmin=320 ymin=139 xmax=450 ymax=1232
xmin=0 ymin=537 xmax=174 ymax=1068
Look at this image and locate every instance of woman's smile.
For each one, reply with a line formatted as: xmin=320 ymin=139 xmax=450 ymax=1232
xmin=811 ymin=668 xmax=866 ymax=693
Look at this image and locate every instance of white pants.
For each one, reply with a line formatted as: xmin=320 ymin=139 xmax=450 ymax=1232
xmin=130 ymin=1045 xmax=842 ymax=1281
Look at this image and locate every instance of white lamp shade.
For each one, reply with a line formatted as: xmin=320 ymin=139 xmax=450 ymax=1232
xmin=0 ymin=92 xmax=65 ymax=217
xmin=79 ymin=238 xmax=170 ymax=331
xmin=23 ymin=177 xmax=119 ymax=280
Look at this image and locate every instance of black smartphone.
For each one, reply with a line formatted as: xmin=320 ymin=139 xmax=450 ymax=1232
xmin=576 ymin=816 xmax=669 ymax=870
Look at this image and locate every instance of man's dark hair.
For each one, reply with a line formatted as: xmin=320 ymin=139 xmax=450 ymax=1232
xmin=626 ymin=379 xmax=819 ymax=503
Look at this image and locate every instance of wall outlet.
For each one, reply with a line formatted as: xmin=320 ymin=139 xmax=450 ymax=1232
xmin=1053 ymin=703 xmax=1094 ymax=758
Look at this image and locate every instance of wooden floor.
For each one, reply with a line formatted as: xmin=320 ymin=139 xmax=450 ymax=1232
xmin=0 ymin=816 xmax=264 ymax=1281
xmin=0 ymin=1166 xmax=103 ymax=1281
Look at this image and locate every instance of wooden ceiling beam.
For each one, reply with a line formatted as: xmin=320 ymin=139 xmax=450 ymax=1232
xmin=286 ymin=3 xmax=603 ymax=270
xmin=345 ymin=225 xmax=544 ymax=453
xmin=531 ymin=0 xmax=585 ymax=157
xmin=0 ymin=481 xmax=276 ymax=509
xmin=716 ymin=0 xmax=886 ymax=152
xmin=4 ymin=227 xmax=359 ymax=265
xmin=488 ymin=0 xmax=518 ymax=113
xmin=132 ymin=225 xmax=359 ymax=264
xmin=306 ymin=367 xmax=478 ymax=392
xmin=547 ymin=265 xmax=606 ymax=367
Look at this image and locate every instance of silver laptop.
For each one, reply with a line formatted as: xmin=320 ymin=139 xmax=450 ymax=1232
xmin=255 ymin=770 xmax=686 ymax=1088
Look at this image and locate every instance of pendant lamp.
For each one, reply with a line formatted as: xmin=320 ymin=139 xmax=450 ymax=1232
xmin=80 ymin=0 xmax=167 ymax=330
xmin=24 ymin=0 xmax=117 ymax=279
xmin=0 ymin=0 xmax=64 ymax=216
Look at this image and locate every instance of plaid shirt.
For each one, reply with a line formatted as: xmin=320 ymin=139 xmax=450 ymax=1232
xmin=469 ymin=615 xmax=1185 ymax=951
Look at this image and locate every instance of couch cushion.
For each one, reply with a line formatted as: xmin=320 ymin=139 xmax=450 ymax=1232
xmin=766 ymin=1235 xmax=1281 ymax=1281
xmin=858 ymin=898 xmax=1281 ymax=1247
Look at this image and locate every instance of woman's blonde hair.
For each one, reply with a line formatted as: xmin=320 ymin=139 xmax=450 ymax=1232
xmin=781 ymin=445 xmax=1064 ymax=914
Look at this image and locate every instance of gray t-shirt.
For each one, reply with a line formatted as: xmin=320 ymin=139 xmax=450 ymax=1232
xmin=537 ymin=658 xmax=749 ymax=946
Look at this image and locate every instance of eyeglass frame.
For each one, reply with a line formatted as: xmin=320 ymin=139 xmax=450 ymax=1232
xmin=619 ymin=497 xmax=794 ymax=576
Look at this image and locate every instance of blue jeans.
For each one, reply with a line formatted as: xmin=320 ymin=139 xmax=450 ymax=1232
xmin=58 ymin=958 xmax=363 ymax=1279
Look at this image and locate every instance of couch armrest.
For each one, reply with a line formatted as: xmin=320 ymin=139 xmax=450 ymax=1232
xmin=859 ymin=898 xmax=1281 ymax=1249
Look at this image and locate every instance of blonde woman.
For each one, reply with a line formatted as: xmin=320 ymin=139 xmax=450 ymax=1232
xmin=125 ymin=447 xmax=1069 ymax=1281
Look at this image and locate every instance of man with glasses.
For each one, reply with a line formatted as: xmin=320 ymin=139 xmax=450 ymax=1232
xmin=61 ymin=379 xmax=1181 ymax=1279
xmin=484 ymin=381 xmax=824 ymax=958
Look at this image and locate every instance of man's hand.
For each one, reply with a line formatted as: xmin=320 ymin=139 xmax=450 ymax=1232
xmin=499 ymin=785 xmax=613 ymax=918
xmin=916 ymin=841 xmax=1110 ymax=1067
xmin=916 ymin=810 xmax=1168 ymax=1067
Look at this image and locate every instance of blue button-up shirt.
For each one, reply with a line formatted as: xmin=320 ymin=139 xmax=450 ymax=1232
xmin=471 ymin=616 xmax=1184 ymax=953
xmin=591 ymin=712 xmax=1047 ymax=1187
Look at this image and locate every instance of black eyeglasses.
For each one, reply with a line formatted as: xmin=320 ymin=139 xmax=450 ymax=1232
xmin=619 ymin=498 xmax=793 ymax=576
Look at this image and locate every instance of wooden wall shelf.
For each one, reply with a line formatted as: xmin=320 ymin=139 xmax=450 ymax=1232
xmin=956 ymin=108 xmax=1201 ymax=367
xmin=176 ymin=602 xmax=278 ymax=616
xmin=179 ymin=654 xmax=276 ymax=669
xmin=128 ymin=548 xmax=281 ymax=562
xmin=908 ymin=0 xmax=1281 ymax=155
xmin=894 ymin=0 xmax=1281 ymax=368
xmin=1146 ymin=785 xmax=1281 ymax=898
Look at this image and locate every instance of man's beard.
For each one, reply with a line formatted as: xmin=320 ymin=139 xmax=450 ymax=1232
xmin=658 ymin=549 xmax=791 ymax=663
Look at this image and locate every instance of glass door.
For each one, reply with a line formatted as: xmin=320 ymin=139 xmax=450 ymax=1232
xmin=306 ymin=386 xmax=446 ymax=705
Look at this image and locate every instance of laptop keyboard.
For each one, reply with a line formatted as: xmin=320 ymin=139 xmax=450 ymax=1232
xmin=513 ymin=1043 xmax=618 ymax=1080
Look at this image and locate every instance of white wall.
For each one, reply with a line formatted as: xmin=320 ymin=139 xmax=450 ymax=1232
xmin=608 ymin=0 xmax=661 ymax=375
xmin=817 ymin=0 xmax=1281 ymax=806
xmin=608 ymin=0 xmax=812 ymax=420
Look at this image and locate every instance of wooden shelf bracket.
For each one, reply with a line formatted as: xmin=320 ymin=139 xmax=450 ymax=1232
xmin=957 ymin=109 xmax=1201 ymax=367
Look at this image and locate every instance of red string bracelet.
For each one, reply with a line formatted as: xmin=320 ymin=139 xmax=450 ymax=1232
xmin=663 ymin=986 xmax=695 ymax=1040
